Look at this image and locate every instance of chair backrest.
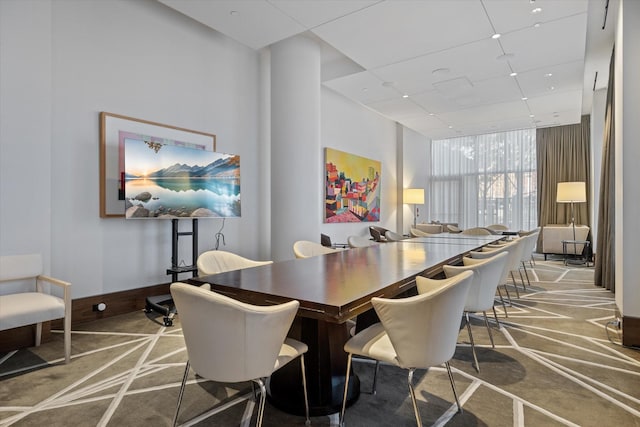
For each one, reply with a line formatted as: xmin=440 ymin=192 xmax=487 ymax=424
xmin=415 ymin=223 xmax=443 ymax=234
xmin=447 ymin=224 xmax=461 ymax=233
xmin=461 ymin=227 xmax=492 ymax=236
xmin=519 ymin=231 xmax=539 ymax=262
xmin=384 ymin=230 xmax=405 ymax=241
xmin=410 ymin=228 xmax=433 ymax=237
xmin=369 ymin=226 xmax=389 ymax=242
xmin=371 ymin=270 xmax=473 ymax=369
xmin=320 ymin=233 xmax=332 ymax=247
xmin=347 ymin=235 xmax=378 ymax=248
xmin=196 ymin=250 xmax=272 ymax=276
xmin=472 ymin=238 xmax=524 ymax=284
xmin=487 ymin=224 xmax=508 ymax=231
xmin=443 ymin=252 xmax=508 ymax=312
xmin=0 ymin=254 xmax=43 ymax=282
xmin=293 ymin=240 xmax=338 ymax=258
xmin=170 ymin=282 xmax=299 ymax=382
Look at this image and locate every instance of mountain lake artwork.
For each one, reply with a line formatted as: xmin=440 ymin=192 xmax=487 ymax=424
xmin=124 ymin=137 xmax=240 ymax=219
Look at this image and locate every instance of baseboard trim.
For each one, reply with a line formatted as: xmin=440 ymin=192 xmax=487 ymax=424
xmin=0 ymin=282 xmax=171 ymax=353
xmin=622 ymin=315 xmax=640 ymax=348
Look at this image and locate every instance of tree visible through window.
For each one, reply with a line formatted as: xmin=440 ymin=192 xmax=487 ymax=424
xmin=427 ymin=129 xmax=537 ymax=231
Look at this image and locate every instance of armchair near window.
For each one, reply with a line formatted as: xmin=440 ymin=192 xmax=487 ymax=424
xmin=0 ymin=254 xmax=71 ymax=363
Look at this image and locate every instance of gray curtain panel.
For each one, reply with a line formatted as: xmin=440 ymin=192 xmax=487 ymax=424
xmin=536 ymin=116 xmax=592 ymax=250
xmin=595 ymin=49 xmax=615 ymax=291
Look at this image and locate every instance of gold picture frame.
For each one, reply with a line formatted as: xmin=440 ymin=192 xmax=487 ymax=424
xmin=99 ymin=112 xmax=216 ymax=218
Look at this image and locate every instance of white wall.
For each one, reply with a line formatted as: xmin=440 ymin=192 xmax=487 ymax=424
xmin=1 ymin=0 xmax=261 ymax=298
xmin=319 ymin=89 xmax=398 ymax=244
xmin=616 ymin=0 xmax=640 ymax=318
xmin=402 ymin=127 xmax=430 ymax=235
xmin=1 ymin=0 xmax=406 ymax=298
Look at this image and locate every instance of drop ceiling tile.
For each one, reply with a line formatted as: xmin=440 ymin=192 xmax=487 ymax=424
xmin=270 ymin=0 xmax=380 ymax=29
xmin=158 ymin=0 xmax=305 ymax=49
xmin=312 ymin=0 xmax=494 ymax=69
xmin=500 ymin=13 xmax=588 ymax=72
xmin=323 ymin=71 xmax=398 ymax=104
xmin=517 ymin=59 xmax=584 ymax=98
xmin=372 ymin=37 xmax=511 ymax=95
xmin=366 ymin=98 xmax=428 ymax=121
xmin=483 ymin=0 xmax=588 ymax=34
xmin=437 ymin=100 xmax=530 ymax=126
xmin=526 ymin=89 xmax=583 ymax=117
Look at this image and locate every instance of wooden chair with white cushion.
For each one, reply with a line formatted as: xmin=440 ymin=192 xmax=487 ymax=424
xmin=0 ymin=254 xmax=71 ymax=363
xmin=339 ymin=271 xmax=473 ymax=427
xmin=170 ymin=282 xmax=310 ymax=427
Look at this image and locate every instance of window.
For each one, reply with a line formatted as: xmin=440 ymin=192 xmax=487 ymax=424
xmin=428 ymin=128 xmax=537 ymax=231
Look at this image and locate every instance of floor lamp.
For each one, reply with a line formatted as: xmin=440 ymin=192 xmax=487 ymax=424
xmin=404 ymin=188 xmax=425 ymax=228
xmin=556 ymin=181 xmax=586 ymax=242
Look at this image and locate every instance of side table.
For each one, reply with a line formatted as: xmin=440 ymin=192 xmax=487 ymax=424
xmin=562 ymin=239 xmax=592 ymax=266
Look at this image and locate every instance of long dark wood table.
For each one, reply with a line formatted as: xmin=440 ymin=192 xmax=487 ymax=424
xmin=189 ymin=235 xmax=502 ymax=416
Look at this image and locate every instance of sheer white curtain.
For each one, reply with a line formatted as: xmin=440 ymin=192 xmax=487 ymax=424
xmin=427 ymin=128 xmax=537 ymax=231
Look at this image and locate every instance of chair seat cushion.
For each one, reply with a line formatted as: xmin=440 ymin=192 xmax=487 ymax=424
xmin=0 ymin=292 xmax=65 ymax=330
xmin=343 ymin=323 xmax=399 ymax=366
xmin=274 ymin=338 xmax=308 ymax=371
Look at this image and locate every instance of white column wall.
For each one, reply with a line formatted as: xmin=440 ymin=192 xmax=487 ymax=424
xmin=402 ymin=127 xmax=430 ymax=235
xmin=616 ymin=0 xmax=640 ymax=317
xmin=271 ymin=36 xmax=321 ymax=261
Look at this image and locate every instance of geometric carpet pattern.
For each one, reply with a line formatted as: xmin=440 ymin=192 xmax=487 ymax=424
xmin=1 ymin=260 xmax=639 ymax=427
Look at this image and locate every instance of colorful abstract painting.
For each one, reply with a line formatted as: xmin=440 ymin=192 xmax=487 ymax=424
xmin=325 ymin=148 xmax=381 ymax=223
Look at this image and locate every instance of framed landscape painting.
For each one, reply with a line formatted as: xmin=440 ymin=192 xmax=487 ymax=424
xmin=324 ymin=148 xmax=381 ymax=223
xmin=99 ymin=112 xmax=216 ymax=217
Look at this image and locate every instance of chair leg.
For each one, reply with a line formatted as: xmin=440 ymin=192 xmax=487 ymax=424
xmin=497 ymin=286 xmax=509 ymax=317
xmin=518 ymin=268 xmax=527 ymax=291
xmin=371 ymin=361 xmax=380 ymax=395
xmin=172 ymin=360 xmax=191 ymax=427
xmin=340 ymin=354 xmax=353 ymax=426
xmin=521 ymin=261 xmax=532 ymax=287
xmin=492 ymin=306 xmax=501 ymax=329
xmin=483 ymin=311 xmax=495 ymax=348
xmin=299 ymin=354 xmax=311 ymax=425
xmin=407 ymin=369 xmax=423 ymax=427
xmin=35 ymin=322 xmax=42 ymax=347
xmin=510 ymin=271 xmax=521 ymax=298
xmin=465 ymin=312 xmax=479 ymax=373
xmin=255 ymin=378 xmax=267 ymax=427
xmin=445 ymin=361 xmax=463 ymax=414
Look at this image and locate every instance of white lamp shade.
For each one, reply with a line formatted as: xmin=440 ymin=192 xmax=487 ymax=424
xmin=556 ymin=182 xmax=586 ymax=203
xmin=404 ymin=188 xmax=425 ymax=204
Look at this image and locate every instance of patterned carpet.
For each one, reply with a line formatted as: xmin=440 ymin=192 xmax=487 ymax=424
xmin=1 ymin=260 xmax=639 ymax=427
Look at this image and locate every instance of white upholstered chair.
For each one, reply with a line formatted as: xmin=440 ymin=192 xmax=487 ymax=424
xmin=518 ymin=231 xmax=540 ymax=286
xmin=461 ymin=227 xmax=493 ymax=236
xmin=170 ymin=282 xmax=310 ymax=427
xmin=384 ymin=230 xmax=406 ymax=241
xmin=339 ymin=271 xmax=473 ymax=427
xmin=443 ymin=252 xmax=508 ymax=372
xmin=0 ymin=254 xmax=71 ymax=363
xmin=347 ymin=235 xmax=378 ymax=248
xmin=196 ymin=250 xmax=272 ymax=276
xmin=293 ymin=240 xmax=340 ymax=258
xmin=409 ymin=227 xmax=435 ymax=237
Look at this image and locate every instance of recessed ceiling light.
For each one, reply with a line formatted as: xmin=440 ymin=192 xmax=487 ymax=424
xmin=492 ymin=33 xmax=501 ymax=39
xmin=521 ymin=97 xmax=528 ymax=101
xmin=544 ymin=73 xmax=553 ymax=77
xmin=533 ymin=22 xmax=542 ymax=28
xmin=510 ymin=72 xmax=518 ymax=77
xmin=529 ymin=114 xmax=535 ymax=118
xmin=448 ymin=125 xmax=453 ymax=129
xmin=402 ymin=94 xmax=409 ymax=98
xmin=549 ymin=86 xmax=555 ymax=90
xmin=429 ymin=113 xmax=435 ymax=116
xmin=531 ymin=7 xmax=542 ymax=14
